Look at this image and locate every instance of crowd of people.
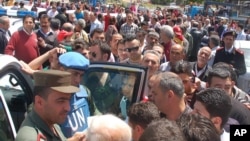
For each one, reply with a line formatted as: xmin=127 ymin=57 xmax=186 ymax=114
xmin=1 ymin=0 xmax=250 ymax=141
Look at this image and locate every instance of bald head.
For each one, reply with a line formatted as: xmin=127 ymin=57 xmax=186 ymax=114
xmin=61 ymin=22 xmax=74 ymax=32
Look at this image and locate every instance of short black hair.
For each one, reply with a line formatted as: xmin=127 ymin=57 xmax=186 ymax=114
xmin=90 ymin=40 xmax=111 ymax=60
xmin=39 ymin=14 xmax=51 ymax=22
xmin=73 ymin=39 xmax=89 ymax=50
xmin=238 ymin=24 xmax=244 ymax=29
xmin=23 ymin=15 xmax=35 ymax=24
xmin=171 ymin=61 xmax=194 ymax=77
xmin=139 ymin=118 xmax=186 ymax=141
xmin=209 ymin=35 xmax=220 ymax=47
xmin=50 ymin=18 xmax=61 ymax=30
xmin=213 ymin=62 xmax=237 ymax=82
xmin=90 ymin=28 xmax=104 ymax=38
xmin=195 ymin=88 xmax=232 ymax=128
xmin=124 ymin=34 xmax=137 ymax=42
xmin=207 ymin=67 xmax=232 ymax=85
xmin=128 ymin=102 xmax=160 ymax=129
xmin=177 ymin=113 xmax=220 ymax=141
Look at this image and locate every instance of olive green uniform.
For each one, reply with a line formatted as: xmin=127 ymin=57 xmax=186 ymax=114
xmin=15 ymin=109 xmax=67 ymax=141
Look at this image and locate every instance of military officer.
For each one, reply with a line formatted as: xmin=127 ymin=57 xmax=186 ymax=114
xmin=15 ymin=70 xmax=85 ymax=141
xmin=213 ymin=31 xmax=246 ymax=76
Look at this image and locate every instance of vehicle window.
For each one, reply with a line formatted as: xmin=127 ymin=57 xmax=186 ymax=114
xmin=83 ymin=70 xmax=140 ymax=119
xmin=241 ymin=48 xmax=250 ymax=68
xmin=0 ymin=73 xmax=28 ymax=131
xmin=0 ymin=96 xmax=15 ymax=141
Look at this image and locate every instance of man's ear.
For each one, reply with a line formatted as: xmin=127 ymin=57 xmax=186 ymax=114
xmin=232 ymin=81 xmax=235 ymax=86
xmin=206 ymin=82 xmax=209 ymax=88
xmin=34 ymin=95 xmax=43 ymax=107
xmin=103 ymin=53 xmax=109 ymax=61
xmin=135 ymin=124 xmax=144 ymax=135
xmin=211 ymin=116 xmax=222 ymax=131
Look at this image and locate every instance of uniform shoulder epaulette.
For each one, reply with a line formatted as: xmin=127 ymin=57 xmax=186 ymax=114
xmin=216 ymin=47 xmax=224 ymax=51
xmin=235 ymin=48 xmax=244 ymax=54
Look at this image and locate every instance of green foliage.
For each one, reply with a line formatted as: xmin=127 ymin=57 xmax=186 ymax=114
xmin=188 ymin=0 xmax=204 ymax=4
xmin=151 ymin=0 xmax=171 ymax=5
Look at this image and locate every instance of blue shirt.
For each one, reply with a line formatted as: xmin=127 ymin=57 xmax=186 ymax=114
xmin=60 ymin=85 xmax=90 ymax=137
xmin=75 ymin=12 xmax=84 ymax=20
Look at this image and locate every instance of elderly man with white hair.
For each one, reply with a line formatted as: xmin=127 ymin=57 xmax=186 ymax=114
xmin=86 ymin=114 xmax=132 ymax=141
xmin=72 ymin=19 xmax=89 ymax=43
xmin=160 ymin=25 xmax=176 ymax=61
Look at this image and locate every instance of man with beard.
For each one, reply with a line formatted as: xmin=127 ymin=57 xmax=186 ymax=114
xmin=142 ymin=31 xmax=159 ymax=52
xmin=72 ymin=19 xmax=89 ymax=43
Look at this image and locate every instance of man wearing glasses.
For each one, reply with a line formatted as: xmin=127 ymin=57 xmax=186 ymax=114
xmin=88 ymin=40 xmax=111 ymax=62
xmin=121 ymin=34 xmax=143 ymax=65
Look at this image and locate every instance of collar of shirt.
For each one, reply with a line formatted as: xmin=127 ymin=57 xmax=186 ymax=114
xmin=39 ymin=28 xmax=54 ymax=37
xmin=212 ymin=46 xmax=220 ymax=52
xmin=195 ymin=63 xmax=207 ymax=78
xmin=23 ymin=28 xmax=33 ymax=35
xmin=225 ymin=46 xmax=234 ymax=53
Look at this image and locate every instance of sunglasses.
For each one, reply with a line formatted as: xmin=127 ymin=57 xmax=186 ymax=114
xmin=89 ymin=52 xmax=97 ymax=58
xmin=118 ymin=48 xmax=127 ymax=52
xmin=126 ymin=46 xmax=139 ymax=53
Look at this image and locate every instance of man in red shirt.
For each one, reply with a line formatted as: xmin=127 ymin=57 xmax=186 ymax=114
xmin=104 ymin=9 xmax=111 ymax=32
xmin=5 ymin=15 xmax=39 ymax=64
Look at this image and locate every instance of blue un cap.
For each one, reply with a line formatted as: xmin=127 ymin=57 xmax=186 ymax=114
xmin=59 ymin=52 xmax=89 ymax=71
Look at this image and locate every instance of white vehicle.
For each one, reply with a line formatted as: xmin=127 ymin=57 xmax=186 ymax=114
xmin=235 ymin=41 xmax=250 ymax=94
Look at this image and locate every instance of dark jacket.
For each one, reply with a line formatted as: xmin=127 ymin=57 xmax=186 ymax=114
xmin=230 ymin=98 xmax=250 ymax=124
xmin=213 ymin=47 xmax=246 ymax=75
xmin=190 ymin=62 xmax=212 ymax=82
xmin=55 ymin=13 xmax=68 ymax=28
xmin=35 ymin=29 xmax=59 ymax=68
xmin=0 ymin=29 xmax=10 ymax=54
xmin=35 ymin=29 xmax=58 ymax=55
xmin=189 ymin=28 xmax=204 ymax=61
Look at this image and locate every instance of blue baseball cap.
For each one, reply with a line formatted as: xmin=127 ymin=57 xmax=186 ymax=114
xmin=59 ymin=52 xmax=89 ymax=71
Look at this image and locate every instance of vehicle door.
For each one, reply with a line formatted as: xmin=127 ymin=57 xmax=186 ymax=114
xmin=82 ymin=62 xmax=148 ymax=118
xmin=0 ymin=55 xmax=34 ymax=132
xmin=0 ymin=90 xmax=17 ymax=140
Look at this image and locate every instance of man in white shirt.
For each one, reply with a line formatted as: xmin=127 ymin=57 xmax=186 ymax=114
xmin=236 ymin=24 xmax=246 ymax=40
xmin=47 ymin=6 xmax=58 ymax=18
xmin=208 ymin=35 xmax=220 ymax=66
xmin=89 ymin=12 xmax=103 ymax=34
